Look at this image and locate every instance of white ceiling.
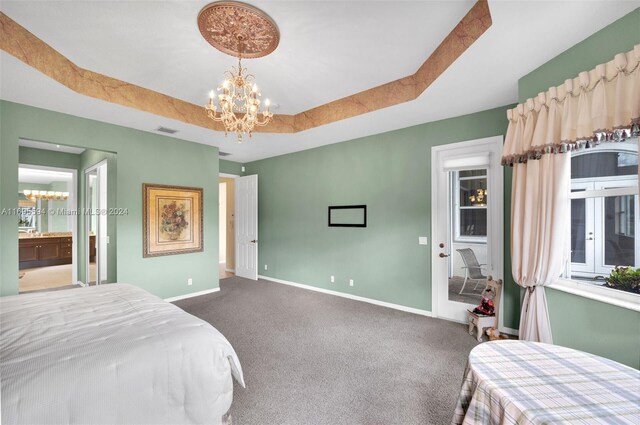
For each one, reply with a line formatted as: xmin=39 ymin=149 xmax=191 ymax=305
xmin=0 ymin=0 xmax=475 ymax=114
xmin=1 ymin=1 xmax=639 ymax=163
xmin=19 ymin=167 xmax=73 ymax=185
xmin=19 ymin=139 xmax=86 ymax=154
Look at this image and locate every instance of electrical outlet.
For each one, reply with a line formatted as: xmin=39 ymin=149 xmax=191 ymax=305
xmin=187 ymin=278 xmax=193 ymax=286
xmin=349 ymin=279 xmax=354 ymax=287
xmin=330 ymin=275 xmax=335 ymax=283
xmin=241 ymin=166 xmax=246 ymax=172
xmin=264 ymin=264 xmax=268 ymax=270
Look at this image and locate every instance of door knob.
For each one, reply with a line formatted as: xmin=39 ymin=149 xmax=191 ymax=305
xmin=439 ymin=253 xmax=449 ymax=258
xmin=250 ymin=240 xmax=257 ymax=243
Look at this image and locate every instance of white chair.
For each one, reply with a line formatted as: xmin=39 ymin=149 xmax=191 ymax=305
xmin=467 ymin=277 xmax=502 ymax=342
xmin=456 ymin=248 xmax=488 ymax=295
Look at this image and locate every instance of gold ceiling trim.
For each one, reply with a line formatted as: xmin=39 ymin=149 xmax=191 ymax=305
xmin=0 ymin=0 xmax=491 ymax=135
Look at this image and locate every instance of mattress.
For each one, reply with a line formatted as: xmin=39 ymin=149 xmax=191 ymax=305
xmin=0 ymin=284 xmax=244 ymax=425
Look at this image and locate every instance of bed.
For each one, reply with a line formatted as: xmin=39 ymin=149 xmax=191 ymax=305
xmin=0 ymin=284 xmax=244 ymax=425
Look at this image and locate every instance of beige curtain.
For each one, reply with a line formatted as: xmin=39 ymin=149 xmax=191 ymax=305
xmin=503 ymin=44 xmax=639 ymax=343
xmin=503 ymin=44 xmax=640 ymax=166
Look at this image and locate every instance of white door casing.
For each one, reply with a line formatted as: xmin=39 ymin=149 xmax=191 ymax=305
xmin=431 ymin=136 xmax=504 ymax=330
xmin=235 ymin=174 xmax=258 ymax=280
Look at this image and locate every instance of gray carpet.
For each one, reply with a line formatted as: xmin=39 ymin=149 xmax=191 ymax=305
xmin=175 ymin=276 xmax=479 ymax=425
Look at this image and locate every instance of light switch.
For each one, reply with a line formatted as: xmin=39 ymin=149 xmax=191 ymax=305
xmin=418 ymin=236 xmax=428 ymax=245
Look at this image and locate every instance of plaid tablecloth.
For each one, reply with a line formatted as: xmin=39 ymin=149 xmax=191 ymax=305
xmin=452 ymin=340 xmax=640 ymax=424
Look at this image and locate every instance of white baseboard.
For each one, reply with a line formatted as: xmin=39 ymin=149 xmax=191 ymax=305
xmin=258 ymin=275 xmax=432 ymax=317
xmin=225 ymin=268 xmax=235 ymax=273
xmin=165 ymin=287 xmax=220 ymax=302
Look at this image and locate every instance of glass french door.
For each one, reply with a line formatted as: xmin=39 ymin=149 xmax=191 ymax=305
xmin=570 ymin=178 xmax=638 ymax=278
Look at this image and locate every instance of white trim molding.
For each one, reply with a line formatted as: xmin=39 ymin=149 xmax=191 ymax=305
xmin=258 ymin=275 xmax=432 ymax=317
xmin=164 ymin=287 xmax=220 ymax=302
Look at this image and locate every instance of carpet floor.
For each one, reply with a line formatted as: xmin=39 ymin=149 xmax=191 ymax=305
xmin=175 ymin=276 xmax=479 ymax=425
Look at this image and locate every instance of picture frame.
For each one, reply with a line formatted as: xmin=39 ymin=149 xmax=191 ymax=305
xmin=328 ymin=205 xmax=367 ymax=228
xmin=143 ymin=183 xmax=203 ymax=257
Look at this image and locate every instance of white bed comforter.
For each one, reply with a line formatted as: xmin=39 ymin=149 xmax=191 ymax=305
xmin=0 ymin=284 xmax=244 ymax=425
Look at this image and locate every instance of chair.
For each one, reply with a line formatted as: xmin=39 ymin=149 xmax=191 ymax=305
xmin=456 ymin=248 xmax=488 ymax=295
xmin=467 ymin=276 xmax=502 ymax=342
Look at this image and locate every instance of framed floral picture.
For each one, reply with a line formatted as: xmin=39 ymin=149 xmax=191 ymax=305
xmin=143 ymin=184 xmax=203 ymax=257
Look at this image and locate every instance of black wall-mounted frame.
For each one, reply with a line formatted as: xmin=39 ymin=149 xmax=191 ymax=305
xmin=328 ymin=205 xmax=367 ymax=228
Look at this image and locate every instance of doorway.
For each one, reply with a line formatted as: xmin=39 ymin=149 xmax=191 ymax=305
xmin=431 ymin=136 xmax=504 ymax=327
xmin=18 ymin=164 xmax=77 ymax=292
xmin=219 ymin=174 xmax=237 ymax=279
xmin=85 ymin=161 xmax=108 ymax=285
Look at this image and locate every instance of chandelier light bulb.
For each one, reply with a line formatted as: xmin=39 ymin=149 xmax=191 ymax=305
xmin=264 ymin=99 xmax=270 ymax=107
xmin=209 ymin=90 xmax=215 ymax=100
xmin=204 ymin=57 xmax=274 ymax=142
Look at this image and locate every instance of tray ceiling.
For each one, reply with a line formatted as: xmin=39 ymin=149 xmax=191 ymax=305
xmin=1 ymin=1 xmax=638 ymax=162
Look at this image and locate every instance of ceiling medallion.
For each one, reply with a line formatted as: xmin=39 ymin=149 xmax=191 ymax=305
xmin=199 ymin=1 xmax=278 ymax=142
xmin=197 ymin=1 xmax=279 ymax=59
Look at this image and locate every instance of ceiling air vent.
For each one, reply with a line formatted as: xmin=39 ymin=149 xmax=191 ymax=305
xmin=219 ymin=151 xmax=232 ymax=157
xmin=155 ymin=126 xmax=178 ymax=134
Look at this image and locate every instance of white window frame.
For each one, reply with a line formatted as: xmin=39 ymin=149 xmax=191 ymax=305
xmin=452 ymin=171 xmax=488 ymax=243
xmin=551 ymin=140 xmax=639 ymax=312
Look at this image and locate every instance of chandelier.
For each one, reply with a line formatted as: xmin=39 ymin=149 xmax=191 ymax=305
xmin=198 ymin=1 xmax=280 ymax=143
xmin=23 ymin=190 xmax=69 ymax=201
xmin=205 ymin=57 xmax=273 ymax=142
xmin=469 ymin=188 xmax=487 ymax=206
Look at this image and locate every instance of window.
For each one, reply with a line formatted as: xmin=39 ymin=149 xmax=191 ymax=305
xmin=567 ymin=140 xmax=638 ymax=292
xmin=453 ymin=169 xmax=488 ymax=242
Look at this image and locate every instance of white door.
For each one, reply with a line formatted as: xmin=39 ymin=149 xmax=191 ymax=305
xmin=235 ymin=174 xmax=258 ymax=280
xmin=431 ymin=137 xmax=504 ymax=326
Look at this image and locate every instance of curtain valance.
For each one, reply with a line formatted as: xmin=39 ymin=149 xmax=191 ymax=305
xmin=502 ymin=44 xmax=640 ymax=166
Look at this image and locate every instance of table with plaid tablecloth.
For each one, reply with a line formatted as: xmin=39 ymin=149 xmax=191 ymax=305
xmin=452 ymin=340 xmax=640 ymax=424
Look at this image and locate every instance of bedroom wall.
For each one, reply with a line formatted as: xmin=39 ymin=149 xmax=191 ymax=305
xmin=1 ymin=101 xmax=219 ymax=299
xmin=220 ymin=159 xmax=244 ymax=175
xmin=516 ymin=7 xmax=640 ymax=369
xmin=245 ymin=106 xmax=520 ymax=328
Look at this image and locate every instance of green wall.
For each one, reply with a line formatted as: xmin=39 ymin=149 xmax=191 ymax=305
xmin=19 ymin=146 xmax=80 ymax=170
xmin=518 ymin=8 xmax=640 ymax=102
xmin=1 ymin=101 xmax=219 ymax=299
xmin=48 ymin=181 xmax=70 ymax=232
xmin=516 ymin=8 xmax=640 ymax=368
xmin=220 ymin=159 xmax=244 ymax=175
xmin=245 ymin=106 xmax=520 ymax=327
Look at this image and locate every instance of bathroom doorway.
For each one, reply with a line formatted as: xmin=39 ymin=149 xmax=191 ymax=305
xmin=18 ymin=162 xmax=78 ymax=293
xmin=219 ymin=174 xmax=237 ymax=279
